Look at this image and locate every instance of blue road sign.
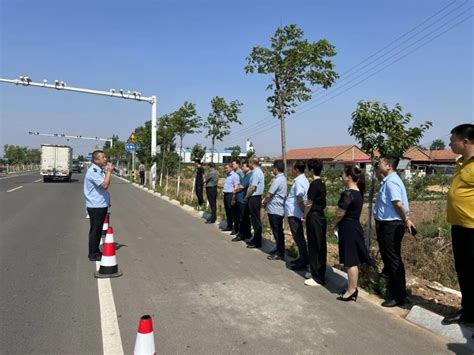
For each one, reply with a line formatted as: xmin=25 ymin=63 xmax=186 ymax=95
xmin=125 ymin=143 xmax=136 ymax=152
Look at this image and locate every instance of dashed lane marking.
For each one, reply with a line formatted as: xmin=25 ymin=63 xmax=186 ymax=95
xmin=6 ymin=186 xmax=23 ymax=193
xmin=96 ymin=262 xmax=124 ymax=354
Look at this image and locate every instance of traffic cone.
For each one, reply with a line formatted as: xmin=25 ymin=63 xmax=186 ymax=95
xmin=99 ymin=213 xmax=110 ymax=252
xmin=94 ymin=233 xmax=122 ymax=278
xmin=134 ymin=315 xmax=156 ymax=355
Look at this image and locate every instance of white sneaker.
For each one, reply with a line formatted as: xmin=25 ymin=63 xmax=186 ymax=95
xmin=304 ymin=272 xmax=312 ymax=279
xmin=304 ymin=278 xmax=322 ymax=287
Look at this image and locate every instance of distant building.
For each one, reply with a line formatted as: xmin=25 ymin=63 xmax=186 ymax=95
xmin=282 ymin=145 xmax=371 ymax=170
xmin=403 ymin=147 xmax=459 ymax=175
xmin=177 ymin=139 xmax=255 ymax=164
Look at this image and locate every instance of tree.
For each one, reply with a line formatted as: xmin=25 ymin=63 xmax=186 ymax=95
xmin=3 ymin=145 xmax=40 ymax=164
xmin=103 ymin=135 xmax=128 ymax=167
xmin=348 ymin=100 xmax=432 ymax=246
xmin=191 ymin=143 xmax=206 ymax=162
xmin=245 ymin=24 xmax=338 ymax=172
xmin=225 ymin=145 xmax=242 ymax=162
xmin=77 ymin=155 xmax=85 ymax=162
xmin=171 ymin=102 xmax=202 ymax=196
xmin=205 ymin=96 xmax=243 ymax=162
xmin=430 ymin=139 xmax=446 ymax=150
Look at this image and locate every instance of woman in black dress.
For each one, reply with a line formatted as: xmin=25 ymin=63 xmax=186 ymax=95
xmin=334 ymin=166 xmax=372 ymax=301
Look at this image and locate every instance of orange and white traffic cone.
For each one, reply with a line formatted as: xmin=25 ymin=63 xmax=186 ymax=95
xmin=94 ymin=231 xmax=122 ymax=278
xmin=134 ymin=315 xmax=156 ymax=355
xmin=99 ymin=213 xmax=110 ymax=252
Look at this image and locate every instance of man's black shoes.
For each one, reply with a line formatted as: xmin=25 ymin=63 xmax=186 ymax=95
xmin=88 ymin=253 xmax=102 ymax=262
xmin=205 ymin=220 xmax=215 ymax=224
xmin=267 ymin=255 xmax=284 ymax=261
xmin=381 ymin=299 xmax=405 ymax=308
xmin=231 ymin=236 xmax=243 ymax=242
xmin=246 ymin=244 xmax=261 ymax=249
xmin=442 ymin=310 xmax=474 ymax=325
xmin=221 ymin=228 xmax=233 ymax=232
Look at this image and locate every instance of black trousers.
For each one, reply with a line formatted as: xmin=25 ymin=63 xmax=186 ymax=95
xmin=195 ymin=183 xmax=204 ymax=206
xmin=238 ymin=201 xmax=251 ymax=239
xmin=232 ymin=200 xmax=241 ymax=233
xmin=206 ymin=187 xmax=217 ymax=222
xmin=452 ymin=225 xmax=474 ymax=320
xmin=288 ymin=216 xmax=309 ymax=265
xmin=306 ymin=211 xmax=327 ymax=284
xmin=87 ymin=207 xmax=108 ymax=257
xmin=268 ymin=214 xmax=285 ymax=257
xmin=224 ymin=193 xmax=234 ymax=230
xmin=248 ymin=196 xmax=262 ymax=246
xmin=376 ymin=220 xmax=406 ymax=301
xmin=139 ymin=172 xmax=145 ymax=185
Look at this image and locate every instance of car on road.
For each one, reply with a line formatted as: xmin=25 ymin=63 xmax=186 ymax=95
xmin=71 ymin=160 xmax=82 ymax=173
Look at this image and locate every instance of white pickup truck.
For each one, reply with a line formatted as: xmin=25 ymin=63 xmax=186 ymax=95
xmin=41 ymin=145 xmax=73 ymax=182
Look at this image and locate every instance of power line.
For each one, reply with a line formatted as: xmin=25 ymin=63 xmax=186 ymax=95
xmin=221 ymin=7 xmax=472 ymax=147
xmin=226 ymin=0 xmax=467 ymax=139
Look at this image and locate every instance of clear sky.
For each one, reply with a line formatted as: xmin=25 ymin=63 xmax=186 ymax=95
xmin=1 ymin=0 xmax=472 ymax=157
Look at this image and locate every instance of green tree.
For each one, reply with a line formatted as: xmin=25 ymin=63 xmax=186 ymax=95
xmin=205 ymin=96 xmax=243 ymax=162
xmin=191 ymin=143 xmax=206 ymax=162
xmin=225 ymin=145 xmax=242 ymax=162
xmin=348 ymin=100 xmax=432 ymax=246
xmin=103 ymin=135 xmax=128 ymax=167
xmin=77 ymin=155 xmax=85 ymax=162
xmin=430 ymin=139 xmax=446 ymax=150
xmin=171 ymin=102 xmax=202 ymax=196
xmin=245 ymin=24 xmax=338 ymax=172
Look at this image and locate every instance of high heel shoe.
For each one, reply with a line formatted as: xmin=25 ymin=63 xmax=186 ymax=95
xmin=337 ymin=289 xmax=358 ymax=302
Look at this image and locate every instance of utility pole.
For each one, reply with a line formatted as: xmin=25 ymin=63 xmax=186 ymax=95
xmin=1 ymin=76 xmax=158 ymax=157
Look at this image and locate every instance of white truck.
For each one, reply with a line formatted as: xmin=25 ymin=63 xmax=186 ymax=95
xmin=40 ymin=144 xmax=73 ymax=182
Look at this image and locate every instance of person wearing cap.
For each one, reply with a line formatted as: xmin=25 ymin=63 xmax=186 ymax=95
xmin=84 ymin=150 xmax=113 ymax=261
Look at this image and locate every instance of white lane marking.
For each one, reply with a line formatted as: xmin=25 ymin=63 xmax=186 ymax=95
xmin=96 ymin=262 xmax=124 ymax=355
xmin=6 ymin=186 xmax=23 ymax=193
xmin=0 ymin=172 xmax=38 ymax=180
xmin=34 ymin=178 xmax=42 ymax=182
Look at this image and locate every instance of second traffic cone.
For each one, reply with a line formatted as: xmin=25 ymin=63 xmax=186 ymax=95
xmin=94 ymin=236 xmax=122 ymax=278
xmin=134 ymin=315 xmax=156 ymax=355
xmin=99 ymin=213 xmax=110 ymax=252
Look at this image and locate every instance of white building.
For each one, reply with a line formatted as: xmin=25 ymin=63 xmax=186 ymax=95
xmin=177 ymin=139 xmax=255 ymax=164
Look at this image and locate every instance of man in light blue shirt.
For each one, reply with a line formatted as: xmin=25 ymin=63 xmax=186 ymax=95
xmin=232 ymin=162 xmax=253 ymax=242
xmin=231 ymin=159 xmax=245 ymax=235
xmin=83 ymin=150 xmax=113 ymax=261
xmin=262 ymin=160 xmax=287 ymax=260
xmin=244 ymin=157 xmax=265 ymax=248
xmin=374 ymin=155 xmax=415 ymax=308
xmin=285 ymin=162 xmax=310 ymax=270
xmin=222 ymin=164 xmax=240 ymax=232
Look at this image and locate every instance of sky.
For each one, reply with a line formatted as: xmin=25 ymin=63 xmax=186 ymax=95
xmin=0 ymin=0 xmax=472 ymax=157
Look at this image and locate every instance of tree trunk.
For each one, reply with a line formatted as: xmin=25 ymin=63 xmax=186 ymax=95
xmin=211 ymin=137 xmax=215 ymax=163
xmin=279 ymin=112 xmax=287 ymax=174
xmin=177 ymin=137 xmax=183 ymax=197
xmin=366 ymin=172 xmax=376 ymax=248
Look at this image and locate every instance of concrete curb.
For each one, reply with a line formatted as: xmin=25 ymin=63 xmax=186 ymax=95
xmin=406 ymin=306 xmax=474 ymax=351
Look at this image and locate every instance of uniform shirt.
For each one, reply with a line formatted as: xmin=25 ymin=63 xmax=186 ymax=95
xmin=265 ymin=173 xmax=287 ymax=216
xmin=236 ymin=172 xmax=252 ymax=203
xmin=205 ymin=169 xmax=218 ymax=187
xmin=447 ymin=157 xmax=474 ymax=228
xmin=374 ymin=172 xmax=410 ymax=221
xmin=84 ymin=163 xmax=110 ymax=208
xmin=285 ymin=174 xmax=309 ymax=218
xmin=249 ymin=166 xmax=265 ymax=196
xmin=223 ymin=171 xmax=240 ymax=193
xmin=235 ymin=168 xmax=244 ymax=181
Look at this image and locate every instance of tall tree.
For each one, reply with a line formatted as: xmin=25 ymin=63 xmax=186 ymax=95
xmin=430 ymin=139 xmax=446 ymax=151
xmin=205 ymin=96 xmax=243 ymax=162
xmin=348 ymin=100 xmax=432 ymax=246
xmin=103 ymin=135 xmax=128 ymax=167
xmin=172 ymin=102 xmax=202 ymax=196
xmin=245 ymin=24 xmax=338 ymax=172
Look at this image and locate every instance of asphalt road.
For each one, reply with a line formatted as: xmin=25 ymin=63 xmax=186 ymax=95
xmin=0 ymin=172 xmax=467 ymax=354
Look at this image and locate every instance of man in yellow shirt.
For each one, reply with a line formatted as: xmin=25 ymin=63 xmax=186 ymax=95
xmin=443 ymin=124 xmax=474 ymax=325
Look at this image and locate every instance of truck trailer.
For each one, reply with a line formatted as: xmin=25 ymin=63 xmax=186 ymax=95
xmin=41 ymin=144 xmax=73 ymax=182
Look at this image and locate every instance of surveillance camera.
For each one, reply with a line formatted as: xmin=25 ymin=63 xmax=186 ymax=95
xmin=55 ymin=80 xmax=59 ymax=85
xmin=120 ymin=89 xmax=124 ymax=94
xmin=43 ymin=79 xmax=47 ymax=83
xmin=127 ymin=91 xmax=131 ymax=95
xmin=110 ymin=89 xmax=116 ymax=93
xmin=19 ymin=76 xmax=24 ymax=80
xmin=25 ymin=76 xmax=32 ymax=82
xmin=60 ymin=81 xmax=65 ymax=86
